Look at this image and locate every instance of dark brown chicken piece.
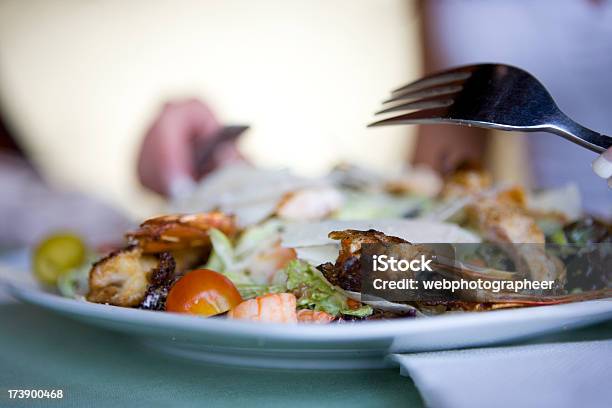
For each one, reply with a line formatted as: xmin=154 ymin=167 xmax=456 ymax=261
xmin=139 ymin=252 xmax=177 ymax=311
xmin=322 ymin=229 xmax=410 ymax=292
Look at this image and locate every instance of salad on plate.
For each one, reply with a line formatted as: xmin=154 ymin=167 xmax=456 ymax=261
xmin=33 ymin=163 xmax=611 ymax=324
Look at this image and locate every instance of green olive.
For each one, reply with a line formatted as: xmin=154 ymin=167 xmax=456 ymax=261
xmin=33 ymin=233 xmax=86 ymax=285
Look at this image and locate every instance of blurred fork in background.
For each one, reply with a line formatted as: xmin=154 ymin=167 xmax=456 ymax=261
xmin=369 ymin=64 xmax=611 ymax=153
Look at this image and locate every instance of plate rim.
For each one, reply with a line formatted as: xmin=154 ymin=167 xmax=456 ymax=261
xmin=6 ymin=281 xmax=612 ymax=342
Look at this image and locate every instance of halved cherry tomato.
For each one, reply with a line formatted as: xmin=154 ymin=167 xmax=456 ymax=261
xmin=166 ymin=269 xmax=242 ymax=316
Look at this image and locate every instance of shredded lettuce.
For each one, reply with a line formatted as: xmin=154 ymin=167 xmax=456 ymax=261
xmin=285 ymin=260 xmax=372 ymax=317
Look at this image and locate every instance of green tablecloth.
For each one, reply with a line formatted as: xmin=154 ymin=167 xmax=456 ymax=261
xmin=0 ymin=301 xmax=424 ymax=407
xmin=1 ymin=298 xmax=611 ymax=407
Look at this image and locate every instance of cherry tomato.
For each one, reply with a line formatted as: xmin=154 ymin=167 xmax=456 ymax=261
xmin=166 ymin=269 xmax=242 ymax=316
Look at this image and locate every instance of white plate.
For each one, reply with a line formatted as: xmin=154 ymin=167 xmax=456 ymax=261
xmin=2 ymin=256 xmax=611 ymax=370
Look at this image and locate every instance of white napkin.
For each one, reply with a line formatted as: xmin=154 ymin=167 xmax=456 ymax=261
xmin=391 ymin=340 xmax=612 ymax=408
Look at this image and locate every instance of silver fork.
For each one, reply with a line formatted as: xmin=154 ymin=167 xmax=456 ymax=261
xmin=369 ymin=63 xmax=611 ymax=153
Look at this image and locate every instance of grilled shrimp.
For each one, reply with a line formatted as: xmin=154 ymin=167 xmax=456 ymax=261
xmin=228 ymin=293 xmax=297 ymax=323
xmin=127 ymin=211 xmax=237 ymax=253
xmin=296 ymin=309 xmax=334 ymax=324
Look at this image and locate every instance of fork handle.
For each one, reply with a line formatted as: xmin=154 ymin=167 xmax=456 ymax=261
xmin=549 ymin=118 xmax=612 ymax=154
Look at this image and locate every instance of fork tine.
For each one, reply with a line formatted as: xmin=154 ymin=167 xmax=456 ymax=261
xmin=368 ymin=107 xmax=449 ymax=127
xmin=383 ymin=82 xmax=463 ymax=104
xmin=392 ymin=68 xmax=474 ymax=96
xmin=375 ymin=95 xmax=455 ymax=115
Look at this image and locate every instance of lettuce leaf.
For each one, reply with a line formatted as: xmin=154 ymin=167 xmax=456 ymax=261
xmin=57 ymin=256 xmax=95 ymax=299
xmin=285 ymin=260 xmax=372 ymax=317
xmin=236 ymin=283 xmax=285 ymax=299
xmin=206 ymin=228 xmax=236 ymax=270
xmin=340 ymin=304 xmax=374 ymax=317
xmin=204 ymin=228 xmax=252 ymax=285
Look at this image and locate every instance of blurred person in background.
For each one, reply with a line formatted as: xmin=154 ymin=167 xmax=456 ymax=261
xmin=414 ymin=0 xmax=611 ymax=217
xmin=0 ymin=100 xmax=236 ymax=248
xmin=0 ymin=0 xmax=417 ymax=223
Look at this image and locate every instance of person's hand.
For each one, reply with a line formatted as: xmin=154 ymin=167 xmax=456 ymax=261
xmin=137 ymin=99 xmax=241 ymax=197
xmin=592 ymin=147 xmax=612 ymax=188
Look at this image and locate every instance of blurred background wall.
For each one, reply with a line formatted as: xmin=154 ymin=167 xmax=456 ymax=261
xmin=0 ymin=0 xmax=421 ymax=218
